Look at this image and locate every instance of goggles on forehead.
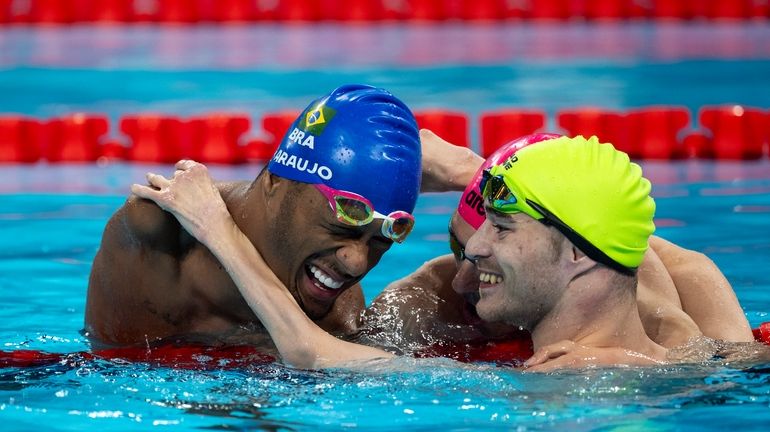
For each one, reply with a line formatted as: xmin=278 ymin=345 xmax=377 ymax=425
xmin=314 ymin=184 xmax=415 ymax=244
xmin=479 ymin=166 xmax=634 ymax=275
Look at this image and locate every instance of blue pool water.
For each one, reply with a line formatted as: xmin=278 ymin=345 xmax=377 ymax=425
xmin=2 ymin=22 xmax=770 ymax=430
xmin=1 ymin=161 xmax=770 ymax=430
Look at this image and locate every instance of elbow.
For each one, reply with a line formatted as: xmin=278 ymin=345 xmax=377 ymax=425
xmin=279 ymin=342 xmax=323 ymax=370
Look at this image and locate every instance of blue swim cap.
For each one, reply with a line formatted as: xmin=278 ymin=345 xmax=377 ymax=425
xmin=267 ymin=84 xmax=421 ymax=215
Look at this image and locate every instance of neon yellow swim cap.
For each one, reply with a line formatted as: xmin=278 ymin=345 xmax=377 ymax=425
xmin=488 ymin=135 xmax=655 ymax=270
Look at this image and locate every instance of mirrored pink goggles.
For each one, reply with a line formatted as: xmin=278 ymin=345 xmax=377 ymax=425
xmin=314 ymin=184 xmax=415 ymax=243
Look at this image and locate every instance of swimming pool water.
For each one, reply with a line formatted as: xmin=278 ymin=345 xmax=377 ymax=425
xmin=2 ymin=21 xmax=770 ymax=431
xmin=1 ymin=160 xmax=769 ymax=431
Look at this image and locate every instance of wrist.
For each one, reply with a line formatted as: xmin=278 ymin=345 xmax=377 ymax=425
xmin=198 ymin=206 xmax=239 ymax=252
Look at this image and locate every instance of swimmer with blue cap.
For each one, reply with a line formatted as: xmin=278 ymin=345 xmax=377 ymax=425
xmin=89 ymin=84 xmax=420 ymax=349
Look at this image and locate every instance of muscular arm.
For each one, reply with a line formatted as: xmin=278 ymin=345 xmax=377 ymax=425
xmin=85 ymin=191 xmax=189 ymax=345
xmin=649 ymin=236 xmax=753 ymax=342
xmin=366 ymin=255 xmax=459 ymax=346
xmin=132 ymin=162 xmax=394 ymax=368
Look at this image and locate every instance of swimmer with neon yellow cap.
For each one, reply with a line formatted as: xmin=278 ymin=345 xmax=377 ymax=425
xmin=462 ymin=135 xmax=747 ymax=369
xmin=369 ymin=131 xmax=752 ymax=366
xmin=89 ymin=84 xmax=421 ymax=351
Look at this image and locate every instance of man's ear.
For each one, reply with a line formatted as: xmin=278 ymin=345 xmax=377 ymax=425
xmin=563 ymin=240 xmax=598 ymax=279
xmin=263 ymin=172 xmax=284 ymax=197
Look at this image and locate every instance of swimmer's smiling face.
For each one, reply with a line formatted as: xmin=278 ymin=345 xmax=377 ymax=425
xmin=266 ymin=179 xmax=393 ymax=320
xmin=464 ymin=208 xmax=567 ymax=330
xmin=449 ymin=212 xmax=527 ymax=336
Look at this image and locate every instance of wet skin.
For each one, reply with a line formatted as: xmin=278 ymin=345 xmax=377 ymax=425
xmin=464 ymin=209 xmax=567 ymax=330
xmin=85 ymin=174 xmax=390 ymax=348
xmin=370 ymin=209 xmax=736 ymax=351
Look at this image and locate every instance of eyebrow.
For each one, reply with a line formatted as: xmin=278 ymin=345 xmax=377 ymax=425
xmin=484 ymin=205 xmax=513 ymax=221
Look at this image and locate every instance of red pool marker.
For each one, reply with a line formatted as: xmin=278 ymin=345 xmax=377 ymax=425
xmin=120 ymin=114 xmax=187 ymax=163
xmin=45 ymin=114 xmax=109 ymax=162
xmin=261 ymin=110 xmax=300 ymax=149
xmin=753 ymin=322 xmax=770 ymax=345
xmin=325 ymin=0 xmax=386 ymax=21
xmin=0 ymin=344 xmax=275 ymax=370
xmin=187 ymin=113 xmax=251 ymax=164
xmin=626 ymin=106 xmax=691 ymax=160
xmin=242 ymin=138 xmax=276 ymax=162
xmin=529 ymin=0 xmax=572 ymax=20
xmin=651 ymin=0 xmax=696 ymax=19
xmin=203 ymin=0 xmax=258 ymax=22
xmin=157 ymin=0 xmax=200 ymax=23
xmin=457 ymin=0 xmax=505 ymax=21
xmin=99 ymin=139 xmax=128 ymax=161
xmin=699 ymin=105 xmax=767 ymax=160
xmin=0 ymin=0 xmax=13 ymax=23
xmin=404 ymin=0 xmax=447 ymax=21
xmin=28 ymin=0 xmax=74 ymax=23
xmin=87 ymin=0 xmax=134 ymax=22
xmin=416 ymin=335 xmax=533 ymax=365
xmin=273 ymin=0 xmax=321 ymax=21
xmin=681 ymin=131 xmax=714 ymax=159
xmin=557 ymin=108 xmax=627 ymax=154
xmin=0 ymin=116 xmax=43 ymax=163
xmin=415 ymin=110 xmax=469 ymax=148
xmin=480 ymin=109 xmax=546 ymax=157
xmin=699 ymin=0 xmax=757 ymax=20
xmin=583 ymin=0 xmax=629 ymax=20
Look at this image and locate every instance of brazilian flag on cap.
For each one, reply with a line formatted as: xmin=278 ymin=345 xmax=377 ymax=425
xmin=298 ymin=100 xmax=336 ymax=136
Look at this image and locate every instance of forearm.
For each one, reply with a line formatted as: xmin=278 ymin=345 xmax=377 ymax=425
xmin=206 ymin=220 xmax=394 ymax=368
xmin=420 ymin=129 xmax=484 ymax=193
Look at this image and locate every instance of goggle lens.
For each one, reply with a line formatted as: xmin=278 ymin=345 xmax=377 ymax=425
xmin=316 ymin=184 xmax=414 ymax=243
xmin=334 ymin=196 xmax=373 ymax=225
xmin=480 ymin=169 xmax=520 ymax=213
xmin=380 ymin=211 xmax=415 ymax=243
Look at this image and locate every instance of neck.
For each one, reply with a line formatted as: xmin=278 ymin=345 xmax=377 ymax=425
xmin=223 ymin=179 xmax=270 ymax=257
xmin=530 ymin=270 xmax=663 ymax=358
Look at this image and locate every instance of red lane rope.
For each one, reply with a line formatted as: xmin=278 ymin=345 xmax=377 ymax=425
xmin=2 ymin=323 xmax=768 ymax=369
xmin=0 ymin=344 xmax=275 ymax=369
xmin=1 ymin=105 xmax=768 ymax=163
xmin=1 ymin=0 xmax=768 ymax=24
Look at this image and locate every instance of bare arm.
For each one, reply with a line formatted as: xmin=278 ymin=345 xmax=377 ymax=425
xmin=366 ymin=255 xmax=460 ymax=346
xmin=523 ymin=340 xmax=664 ymax=372
xmin=131 ymin=161 xmax=395 ymax=368
xmin=649 ymin=236 xmax=753 ymax=342
xmin=420 ymin=129 xmax=484 ymax=193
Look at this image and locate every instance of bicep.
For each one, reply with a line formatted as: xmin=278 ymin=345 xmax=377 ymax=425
xmin=649 ymin=236 xmax=752 ymax=342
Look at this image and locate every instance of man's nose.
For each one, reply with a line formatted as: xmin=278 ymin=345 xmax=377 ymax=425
xmin=452 ymin=259 xmax=479 ymax=295
xmin=464 ymin=220 xmax=492 ymax=262
xmin=335 ymin=240 xmax=370 ymax=278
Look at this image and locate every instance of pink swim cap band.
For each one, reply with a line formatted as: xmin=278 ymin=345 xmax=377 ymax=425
xmin=457 ymin=133 xmax=562 ymax=229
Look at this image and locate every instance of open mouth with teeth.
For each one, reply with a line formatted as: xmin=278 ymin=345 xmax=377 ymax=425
xmin=307 ymin=264 xmax=344 ymax=291
xmin=479 ymin=271 xmax=503 ymax=285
